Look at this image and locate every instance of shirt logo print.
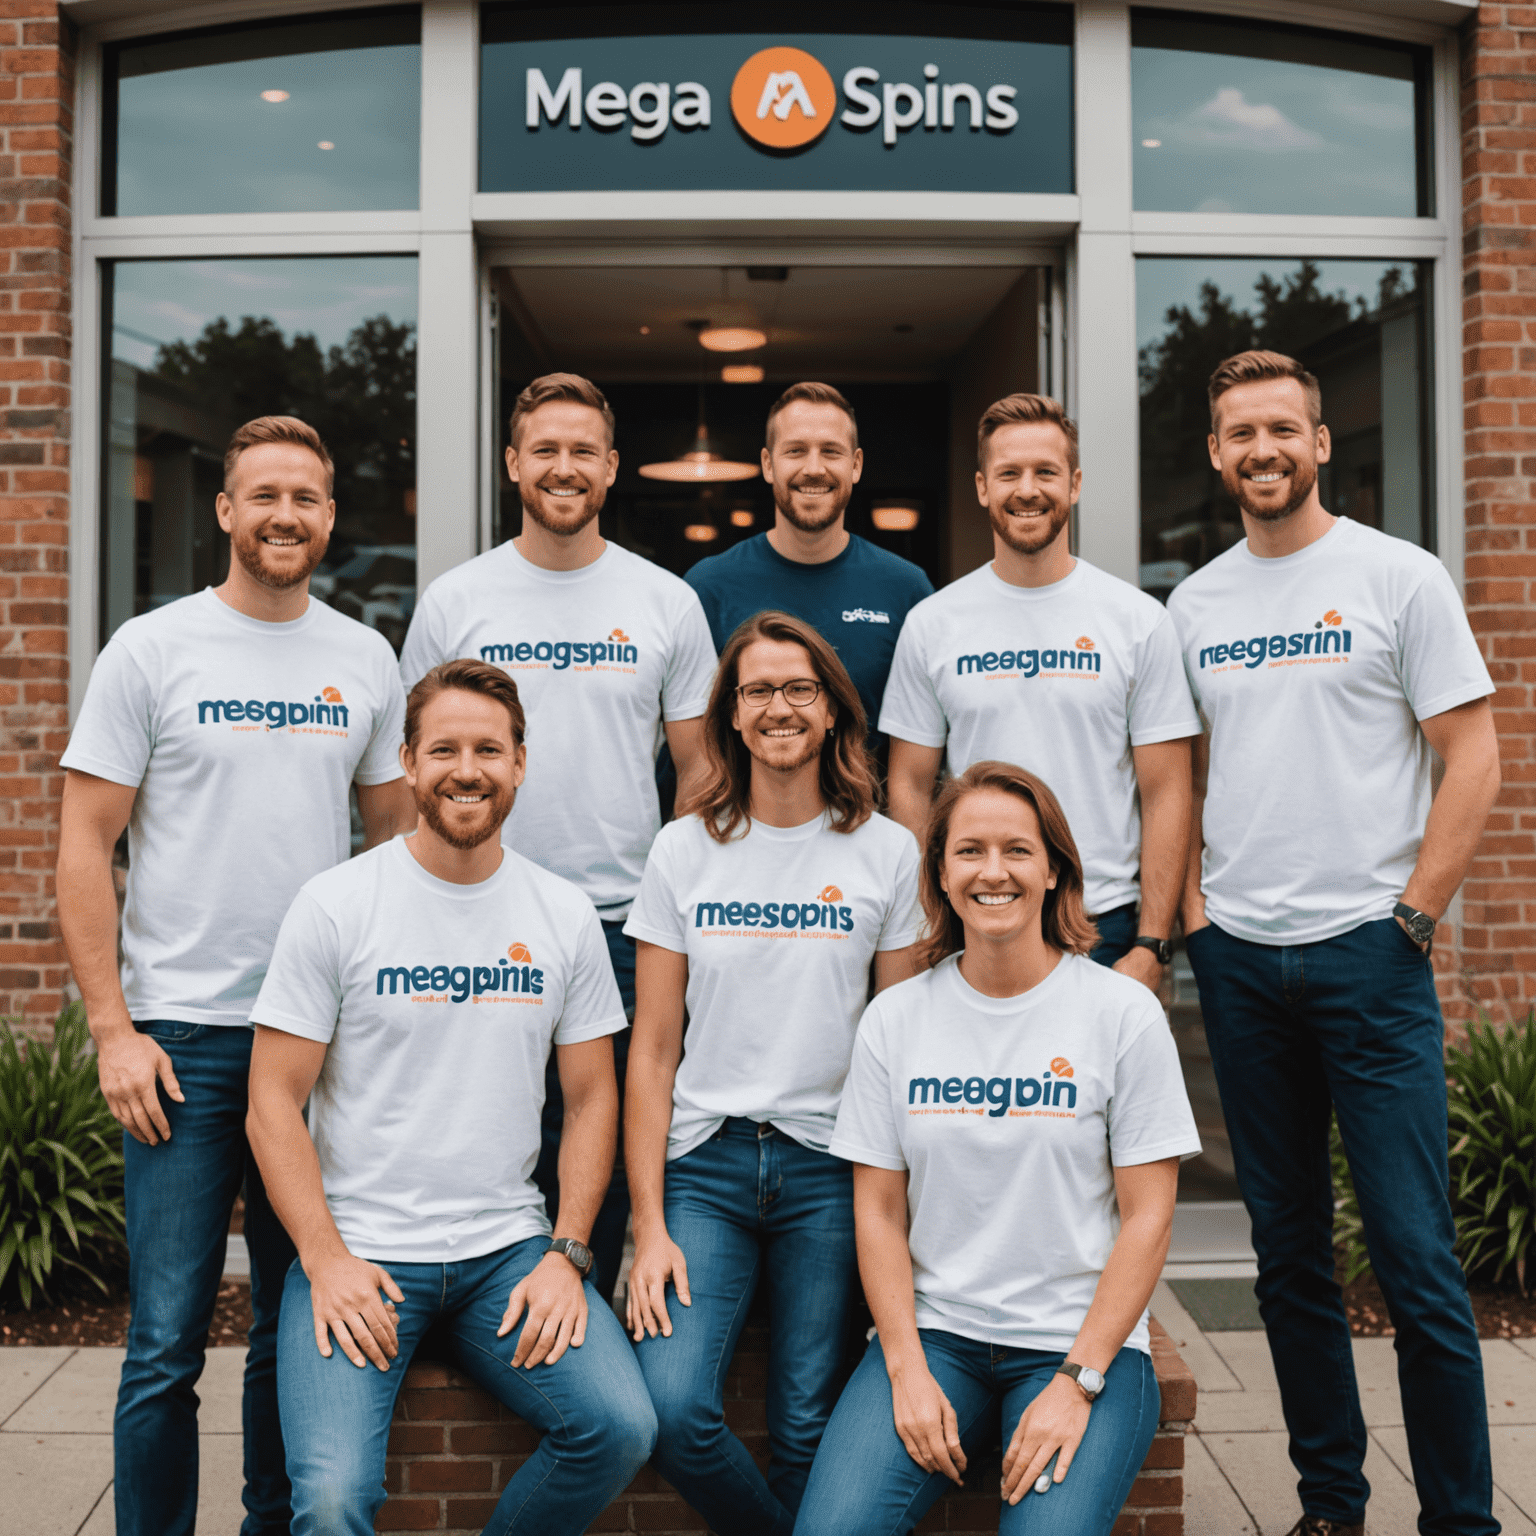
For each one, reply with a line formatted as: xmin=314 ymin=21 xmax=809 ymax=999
xmin=695 ymin=884 xmax=854 ymax=936
xmin=375 ymin=939 xmax=545 ymax=1004
xmin=907 ymin=1056 xmax=1079 ymax=1119
xmin=1196 ymin=609 xmax=1353 ymax=672
xmin=479 ymin=628 xmax=639 ymax=672
xmin=196 ymin=686 xmax=349 ymax=732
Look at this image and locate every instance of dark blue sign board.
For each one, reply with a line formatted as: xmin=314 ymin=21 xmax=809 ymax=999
xmin=479 ymin=8 xmax=1073 ymax=194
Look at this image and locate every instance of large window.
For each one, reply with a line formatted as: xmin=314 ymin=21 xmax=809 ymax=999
xmin=1131 ymin=10 xmax=1430 ymax=217
xmin=1137 ymin=257 xmax=1433 ymax=601
xmin=104 ymin=8 xmax=421 ymax=215
xmin=104 ymin=256 xmax=419 ymax=650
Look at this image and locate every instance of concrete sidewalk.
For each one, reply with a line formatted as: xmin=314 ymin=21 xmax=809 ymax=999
xmin=5 ymin=1302 xmax=1535 ymax=1534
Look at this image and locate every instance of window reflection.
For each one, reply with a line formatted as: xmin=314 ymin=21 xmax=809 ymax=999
xmin=1131 ymin=11 xmax=1428 ymax=217
xmin=1138 ymin=257 xmax=1432 ymax=601
xmin=106 ymin=9 xmax=420 ymax=216
xmin=104 ymin=257 xmax=418 ymax=651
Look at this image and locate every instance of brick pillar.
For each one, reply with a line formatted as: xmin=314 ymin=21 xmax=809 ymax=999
xmin=0 ymin=0 xmax=71 ymax=1033
xmin=1456 ymin=3 xmax=1536 ymax=1024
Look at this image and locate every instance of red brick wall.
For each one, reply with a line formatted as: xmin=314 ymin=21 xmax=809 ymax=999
xmin=0 ymin=0 xmax=70 ymax=1035
xmin=1455 ymin=2 xmax=1536 ymax=1024
xmin=380 ymin=1319 xmax=1194 ymax=1536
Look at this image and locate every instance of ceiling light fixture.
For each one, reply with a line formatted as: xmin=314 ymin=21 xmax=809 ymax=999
xmin=640 ymin=423 xmax=759 ymax=483
xmin=871 ymin=501 xmax=921 ymax=532
xmin=684 ymin=523 xmax=720 ymax=542
xmin=260 ymin=89 xmax=290 ymax=102
xmin=317 ymin=140 xmax=335 ymax=150
xmin=730 ymin=509 xmax=756 ymax=528
xmin=721 ymin=364 xmax=764 ymax=384
xmin=1141 ymin=138 xmax=1161 ymax=148
xmin=699 ymin=326 xmax=766 ymax=353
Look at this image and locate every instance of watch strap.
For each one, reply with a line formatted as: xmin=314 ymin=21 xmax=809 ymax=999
xmin=1133 ymin=935 xmax=1173 ymax=965
xmin=1393 ymin=901 xmax=1436 ymax=944
xmin=547 ymin=1237 xmax=593 ymax=1278
xmin=1054 ymin=1362 xmax=1102 ymax=1400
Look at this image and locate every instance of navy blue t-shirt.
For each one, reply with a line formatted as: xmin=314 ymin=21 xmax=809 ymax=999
xmin=686 ymin=533 xmax=934 ymax=738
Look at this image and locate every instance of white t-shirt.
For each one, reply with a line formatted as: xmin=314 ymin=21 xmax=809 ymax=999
xmin=61 ymin=590 xmax=406 ymax=1027
xmin=624 ymin=809 xmax=924 ymax=1160
xmin=830 ymin=953 xmax=1200 ymax=1354
xmin=879 ymin=560 xmax=1200 ymax=915
xmin=400 ymin=540 xmax=718 ymax=918
xmin=1167 ymin=518 xmax=1495 ymax=945
xmin=250 ymin=836 xmax=627 ymax=1263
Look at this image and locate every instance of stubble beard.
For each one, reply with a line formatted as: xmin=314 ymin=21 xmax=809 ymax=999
xmin=775 ymin=480 xmax=850 ymax=535
xmin=521 ymin=483 xmax=605 ymax=539
xmin=1226 ymin=457 xmax=1318 ymax=524
xmin=232 ymin=526 xmax=327 ymax=591
xmin=989 ymin=497 xmax=1071 ymax=556
xmin=418 ymin=783 xmax=515 ymax=850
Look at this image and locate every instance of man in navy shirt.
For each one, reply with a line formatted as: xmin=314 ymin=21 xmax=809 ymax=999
xmin=686 ymin=382 xmax=933 ymax=751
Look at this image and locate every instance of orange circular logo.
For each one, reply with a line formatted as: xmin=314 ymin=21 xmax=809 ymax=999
xmin=731 ymin=47 xmax=837 ymax=150
xmin=508 ymin=943 xmax=532 ymax=963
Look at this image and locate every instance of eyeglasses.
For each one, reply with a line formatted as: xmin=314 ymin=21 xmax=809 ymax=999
xmin=735 ymin=678 xmax=823 ymax=708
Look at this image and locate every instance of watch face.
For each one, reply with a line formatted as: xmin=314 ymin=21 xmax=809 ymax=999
xmin=1079 ymin=1367 xmax=1105 ymax=1396
xmin=568 ymin=1241 xmax=593 ymax=1273
xmin=1407 ymin=915 xmax=1434 ymax=943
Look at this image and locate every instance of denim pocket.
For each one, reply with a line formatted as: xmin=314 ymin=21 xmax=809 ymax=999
xmin=1378 ymin=916 xmax=1431 ymax=961
xmin=136 ymin=1019 xmax=205 ymax=1044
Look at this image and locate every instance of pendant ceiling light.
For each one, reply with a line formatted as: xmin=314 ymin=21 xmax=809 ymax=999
xmin=639 ymin=373 xmax=760 ymax=486
xmin=699 ymin=325 xmax=767 ymax=353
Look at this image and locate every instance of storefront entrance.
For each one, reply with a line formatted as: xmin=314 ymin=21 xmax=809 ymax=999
xmin=488 ymin=260 xmax=1058 ymax=588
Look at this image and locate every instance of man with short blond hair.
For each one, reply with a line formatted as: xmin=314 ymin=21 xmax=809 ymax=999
xmin=1170 ymin=350 xmax=1501 ymax=1536
xmin=58 ymin=416 xmax=414 ymax=1536
xmin=883 ymin=392 xmax=1198 ymax=990
xmin=400 ymin=373 xmax=717 ymax=1301
xmin=685 ymin=380 xmax=933 ymax=756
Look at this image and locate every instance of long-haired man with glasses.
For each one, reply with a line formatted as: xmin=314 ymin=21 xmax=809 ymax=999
xmin=622 ymin=611 xmax=924 ymax=1535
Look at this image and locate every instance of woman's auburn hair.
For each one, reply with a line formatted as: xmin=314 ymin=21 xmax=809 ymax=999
xmin=682 ymin=610 xmax=876 ymax=843
xmin=916 ymin=760 xmax=1098 ymax=971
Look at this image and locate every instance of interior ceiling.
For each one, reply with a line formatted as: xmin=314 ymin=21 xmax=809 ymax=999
xmin=500 ymin=265 xmax=1030 ymax=383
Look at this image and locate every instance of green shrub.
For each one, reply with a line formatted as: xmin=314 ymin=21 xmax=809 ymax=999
xmin=1333 ymin=1009 xmax=1536 ymax=1295
xmin=0 ymin=1003 xmax=126 ymax=1308
xmin=1446 ymin=1012 xmax=1535 ymax=1293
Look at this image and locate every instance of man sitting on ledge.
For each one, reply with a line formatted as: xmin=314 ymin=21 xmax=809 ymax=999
xmin=246 ymin=658 xmax=656 ymax=1536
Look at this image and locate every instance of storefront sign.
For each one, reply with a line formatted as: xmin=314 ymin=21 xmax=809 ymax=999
xmin=480 ymin=29 xmax=1073 ymax=194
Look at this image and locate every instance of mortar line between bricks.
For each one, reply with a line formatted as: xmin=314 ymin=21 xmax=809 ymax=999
xmin=0 ymin=1343 xmax=76 ymax=1428
xmin=71 ymin=1477 xmax=111 ymax=1536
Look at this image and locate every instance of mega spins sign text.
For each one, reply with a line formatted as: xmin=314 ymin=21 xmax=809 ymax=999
xmin=525 ymin=45 xmax=1021 ymax=151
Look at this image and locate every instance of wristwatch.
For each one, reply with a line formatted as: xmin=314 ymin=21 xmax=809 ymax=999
xmin=546 ymin=1237 xmax=594 ymax=1279
xmin=1393 ymin=901 xmax=1436 ymax=949
xmin=1133 ymin=935 xmax=1174 ymax=965
xmin=1055 ymin=1361 xmax=1106 ymax=1401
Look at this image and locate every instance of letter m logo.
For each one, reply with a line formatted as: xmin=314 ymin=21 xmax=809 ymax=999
xmin=376 ymin=967 xmax=412 ymax=995
xmin=480 ymin=644 xmax=516 ymax=662
xmin=908 ymin=1077 xmax=943 ymax=1104
xmin=695 ymin=902 xmax=728 ymax=929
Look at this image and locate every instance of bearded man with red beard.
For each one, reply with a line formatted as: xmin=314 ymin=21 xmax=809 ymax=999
xmin=58 ymin=416 xmax=415 ymax=1536
xmin=883 ymin=393 xmax=1200 ymax=993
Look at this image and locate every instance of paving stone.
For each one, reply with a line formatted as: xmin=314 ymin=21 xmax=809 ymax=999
xmin=1153 ymin=1283 xmax=1243 ymax=1395
xmin=1183 ymin=1429 xmax=1258 ymax=1535
xmin=7 ymin=1349 xmax=124 ymax=1434
xmin=0 ymin=1346 xmax=74 ymax=1425
xmin=0 ymin=1431 xmax=112 ymax=1536
xmin=1372 ymin=1423 xmax=1536 ymax=1534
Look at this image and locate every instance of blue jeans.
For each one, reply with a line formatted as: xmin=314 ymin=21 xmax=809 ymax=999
xmin=1186 ymin=918 xmax=1496 ymax=1535
xmin=116 ymin=1021 xmax=298 ymax=1536
xmin=535 ymin=920 xmax=633 ymax=1303
xmin=277 ymin=1236 xmax=656 ymax=1535
xmin=1088 ymin=902 xmax=1137 ymax=968
xmin=795 ymin=1332 xmax=1158 ymax=1535
xmin=636 ymin=1119 xmax=859 ymax=1536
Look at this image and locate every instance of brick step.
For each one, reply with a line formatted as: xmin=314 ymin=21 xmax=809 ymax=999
xmin=379 ymin=1316 xmax=1195 ymax=1534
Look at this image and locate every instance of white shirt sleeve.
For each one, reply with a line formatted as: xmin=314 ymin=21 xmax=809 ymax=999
xmin=399 ymin=586 xmax=450 ymax=691
xmin=1127 ymin=612 xmax=1203 ymax=747
xmin=662 ymin=592 xmax=718 ymax=723
xmin=553 ymin=903 xmax=629 ymax=1045
xmin=1396 ymin=564 xmax=1495 ymax=722
xmin=60 ymin=639 xmax=156 ymax=788
xmin=622 ymin=831 xmax=688 ymax=953
xmin=828 ymin=1005 xmax=906 ymax=1171
xmin=878 ymin=611 xmax=948 ymax=748
xmin=1106 ymin=1002 xmax=1203 ymax=1168
xmin=356 ymin=647 xmax=408 ymax=785
xmin=249 ymin=889 xmax=344 ymax=1044
xmin=877 ymin=831 xmax=925 ymax=951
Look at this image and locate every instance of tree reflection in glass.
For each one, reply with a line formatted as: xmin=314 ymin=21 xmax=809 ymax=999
xmin=1137 ymin=257 xmax=1431 ymax=602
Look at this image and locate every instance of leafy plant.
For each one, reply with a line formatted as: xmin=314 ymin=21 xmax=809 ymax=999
xmin=0 ymin=1004 xmax=126 ymax=1308
xmin=1446 ymin=1012 xmax=1536 ymax=1293
xmin=1333 ymin=1010 xmax=1536 ymax=1294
